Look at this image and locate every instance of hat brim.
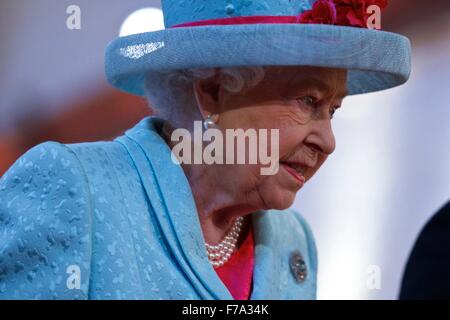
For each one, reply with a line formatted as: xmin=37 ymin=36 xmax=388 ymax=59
xmin=105 ymin=23 xmax=411 ymax=96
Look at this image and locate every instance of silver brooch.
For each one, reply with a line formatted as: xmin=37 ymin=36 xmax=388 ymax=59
xmin=290 ymin=250 xmax=307 ymax=283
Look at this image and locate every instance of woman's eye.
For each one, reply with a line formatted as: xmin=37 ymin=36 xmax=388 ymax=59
xmin=329 ymin=106 xmax=340 ymax=119
xmin=298 ymin=96 xmax=316 ymax=106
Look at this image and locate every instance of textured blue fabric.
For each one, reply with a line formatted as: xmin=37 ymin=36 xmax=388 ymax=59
xmin=161 ymin=0 xmax=316 ymax=27
xmin=0 ymin=116 xmax=317 ymax=300
xmin=105 ymin=0 xmax=411 ymax=96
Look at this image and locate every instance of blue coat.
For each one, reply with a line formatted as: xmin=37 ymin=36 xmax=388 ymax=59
xmin=0 ymin=116 xmax=317 ymax=299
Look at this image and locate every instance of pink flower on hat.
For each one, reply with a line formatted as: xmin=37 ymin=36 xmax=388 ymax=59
xmin=298 ymin=0 xmax=388 ymax=28
xmin=297 ymin=0 xmax=337 ymax=25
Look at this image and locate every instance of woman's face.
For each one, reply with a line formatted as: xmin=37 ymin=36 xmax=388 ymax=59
xmin=195 ymin=66 xmax=348 ymax=210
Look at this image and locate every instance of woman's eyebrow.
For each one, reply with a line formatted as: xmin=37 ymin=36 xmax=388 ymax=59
xmin=294 ymin=77 xmax=348 ymax=98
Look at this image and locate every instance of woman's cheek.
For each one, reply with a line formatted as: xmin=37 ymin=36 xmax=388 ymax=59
xmin=306 ymin=156 xmax=327 ymax=181
xmin=279 ymin=121 xmax=309 ymax=146
xmin=273 ymin=106 xmax=308 ymax=128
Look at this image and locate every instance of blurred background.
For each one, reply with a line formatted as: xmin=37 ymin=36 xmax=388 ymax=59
xmin=0 ymin=0 xmax=449 ymax=299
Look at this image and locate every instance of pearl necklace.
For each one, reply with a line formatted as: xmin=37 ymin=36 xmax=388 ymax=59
xmin=205 ymin=216 xmax=244 ymax=268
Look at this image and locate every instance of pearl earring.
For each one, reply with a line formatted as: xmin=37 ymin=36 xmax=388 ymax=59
xmin=203 ymin=113 xmax=219 ymax=130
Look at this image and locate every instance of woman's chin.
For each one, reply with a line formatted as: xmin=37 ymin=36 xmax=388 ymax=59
xmin=261 ymin=188 xmax=297 ymax=211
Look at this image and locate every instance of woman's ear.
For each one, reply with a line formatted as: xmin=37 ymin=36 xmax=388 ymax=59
xmin=193 ymin=75 xmax=224 ymax=120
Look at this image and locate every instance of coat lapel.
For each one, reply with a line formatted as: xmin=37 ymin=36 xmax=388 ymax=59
xmin=116 ymin=116 xmax=232 ymax=299
xmin=115 ymin=116 xmax=296 ymax=300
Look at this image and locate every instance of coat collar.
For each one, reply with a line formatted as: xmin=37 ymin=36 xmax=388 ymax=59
xmin=114 ymin=116 xmax=312 ymax=299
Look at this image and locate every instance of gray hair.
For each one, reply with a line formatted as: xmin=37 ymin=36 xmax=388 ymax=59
xmin=144 ymin=66 xmax=266 ymax=131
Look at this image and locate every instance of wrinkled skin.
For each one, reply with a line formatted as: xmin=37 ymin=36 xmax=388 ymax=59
xmin=162 ymin=66 xmax=348 ymax=245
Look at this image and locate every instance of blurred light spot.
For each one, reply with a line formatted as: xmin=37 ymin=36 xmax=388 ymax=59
xmin=119 ymin=7 xmax=165 ymax=37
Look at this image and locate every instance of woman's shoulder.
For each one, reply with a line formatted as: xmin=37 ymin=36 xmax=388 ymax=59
xmin=1 ymin=139 xmax=133 ymax=191
xmin=0 ymin=139 xmax=138 ymax=299
xmin=0 ymin=141 xmax=97 ymax=299
xmin=1 ymin=140 xmax=89 ymax=197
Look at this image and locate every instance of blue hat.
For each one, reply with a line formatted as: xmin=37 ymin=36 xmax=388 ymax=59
xmin=105 ymin=0 xmax=411 ymax=96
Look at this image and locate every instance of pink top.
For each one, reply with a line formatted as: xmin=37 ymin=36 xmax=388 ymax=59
xmin=214 ymin=222 xmax=255 ymax=300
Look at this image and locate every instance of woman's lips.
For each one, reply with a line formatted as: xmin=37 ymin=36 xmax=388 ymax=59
xmin=281 ymin=163 xmax=306 ymax=186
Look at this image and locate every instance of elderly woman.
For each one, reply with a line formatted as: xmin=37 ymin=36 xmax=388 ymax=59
xmin=0 ymin=0 xmax=410 ymax=299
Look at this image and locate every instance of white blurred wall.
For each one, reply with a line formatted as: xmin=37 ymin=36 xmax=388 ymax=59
xmin=0 ymin=0 xmax=159 ymax=133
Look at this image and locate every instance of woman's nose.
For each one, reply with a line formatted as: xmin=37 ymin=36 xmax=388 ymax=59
xmin=305 ymin=119 xmax=336 ymax=156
